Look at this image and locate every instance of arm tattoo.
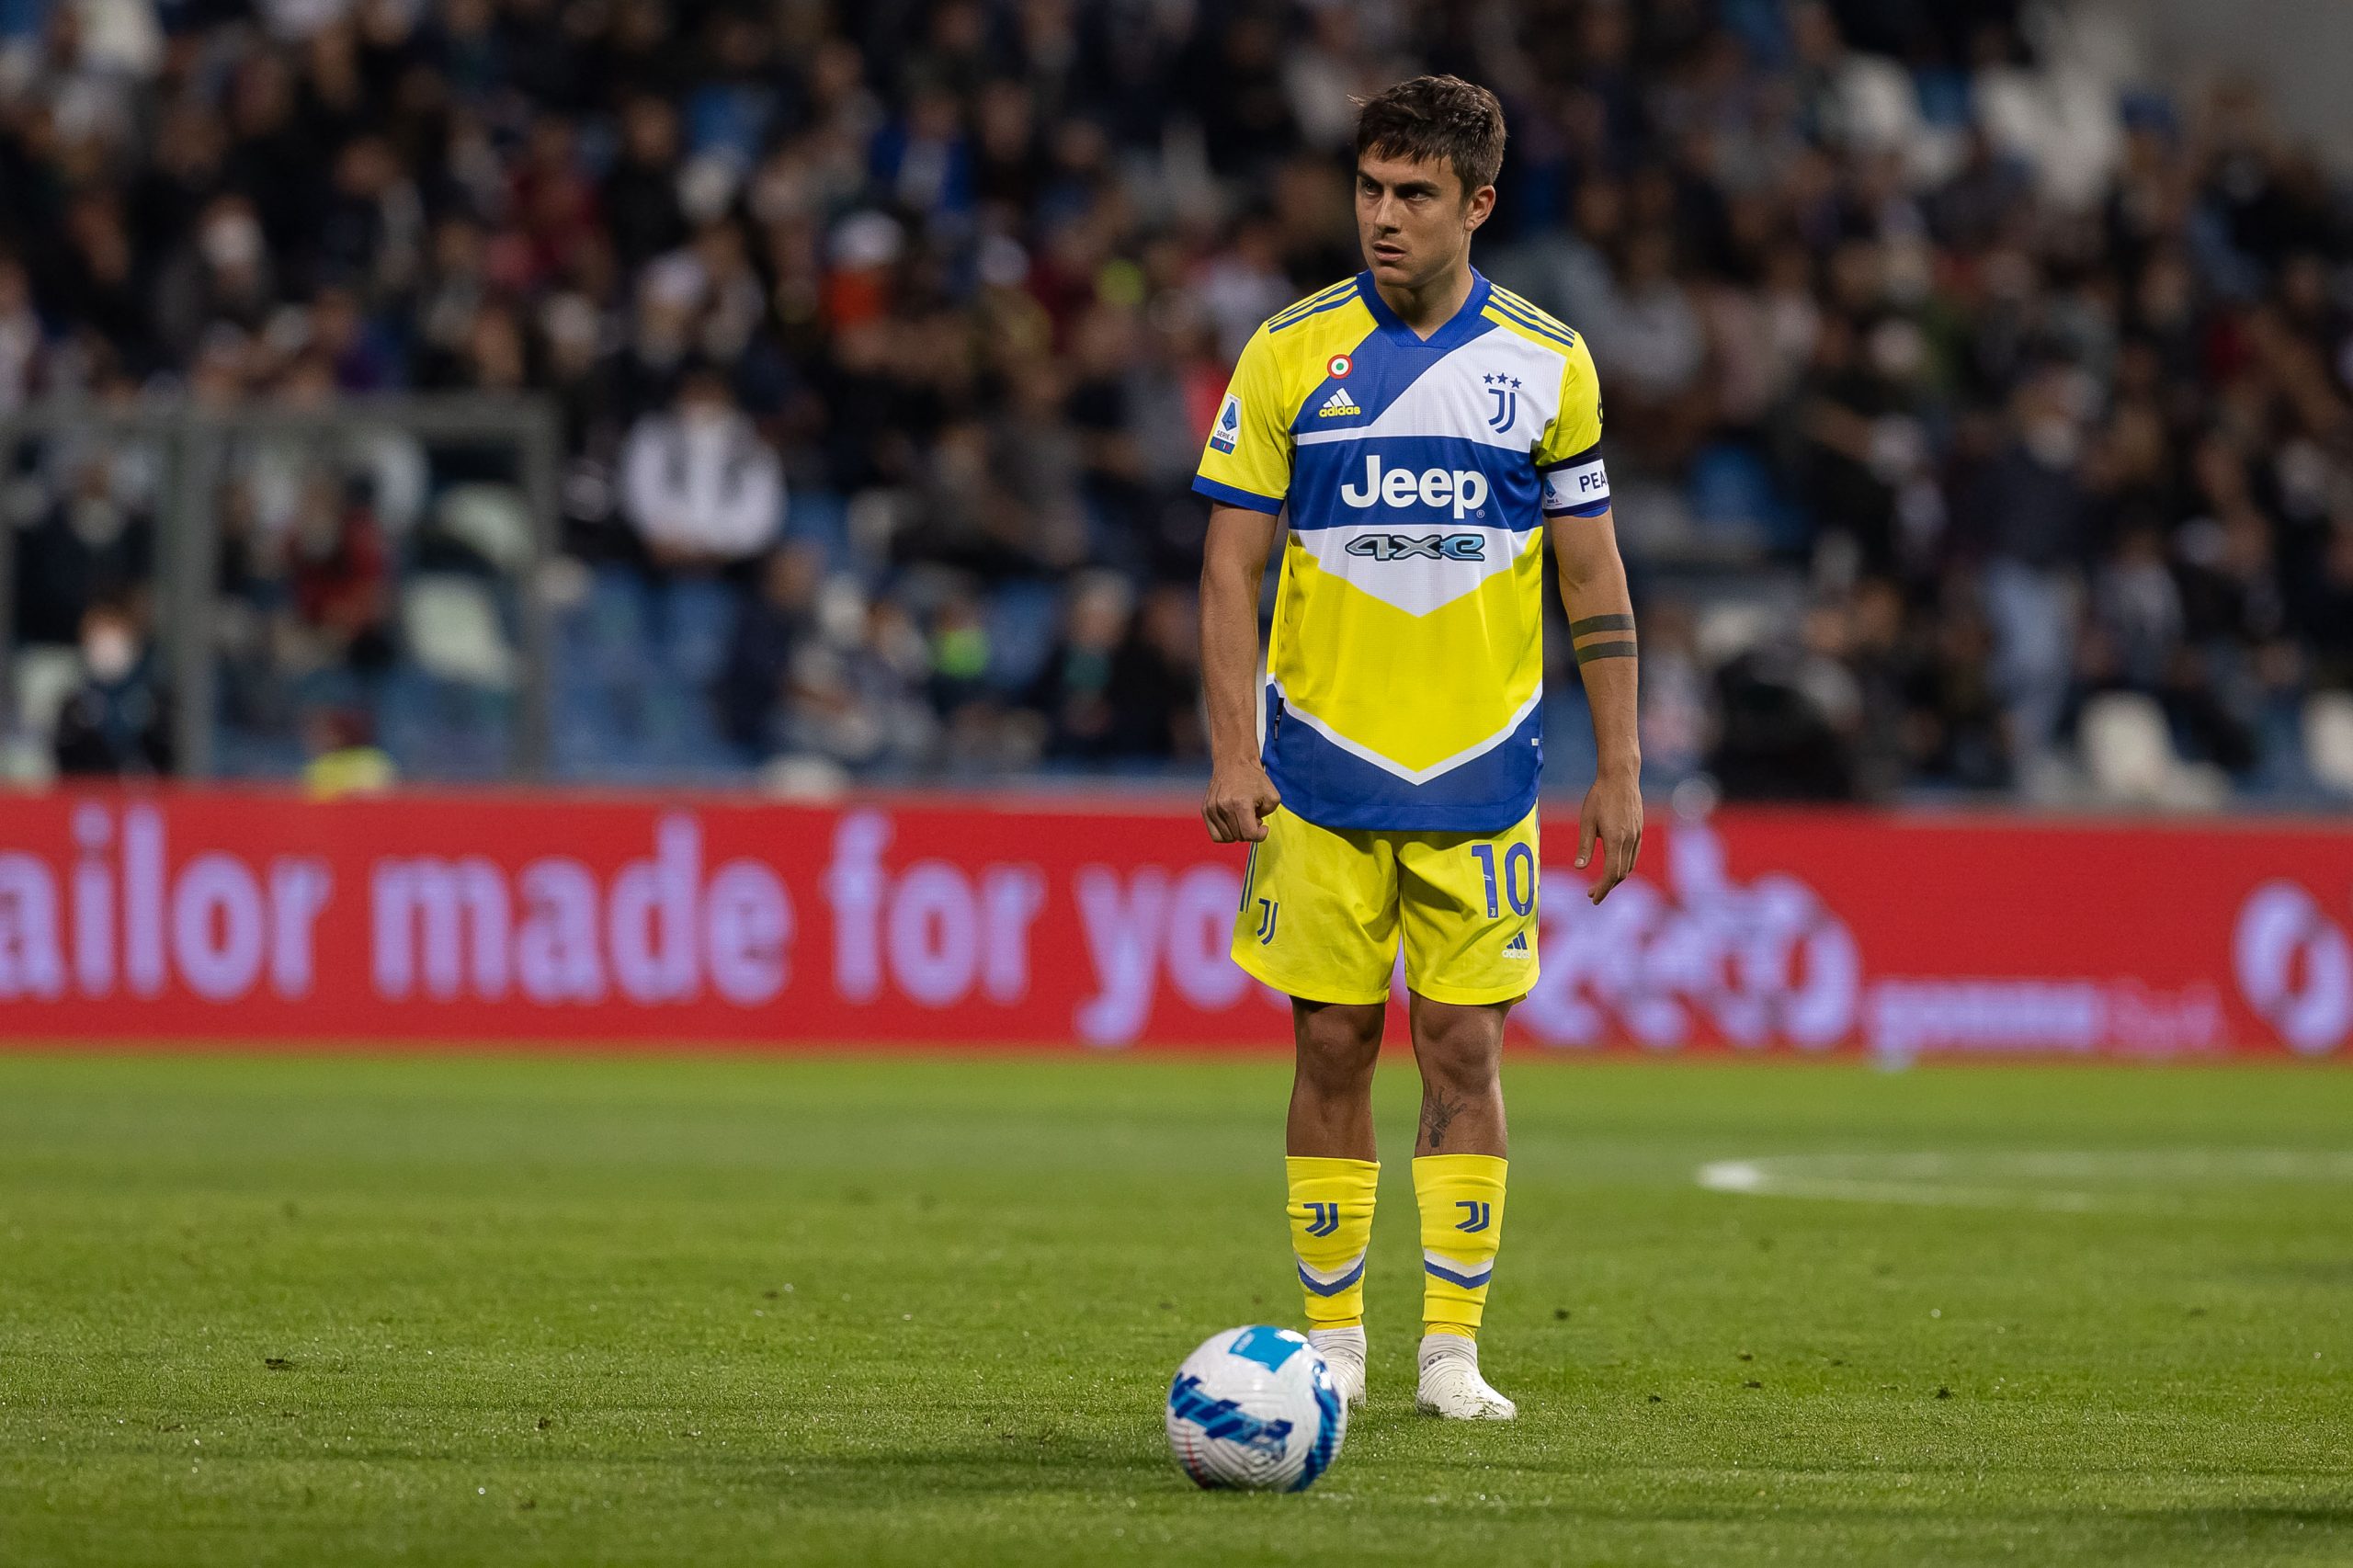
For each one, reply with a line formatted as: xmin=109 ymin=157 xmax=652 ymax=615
xmin=1567 ymin=613 xmax=1636 ymax=637
xmin=1421 ymin=1086 xmax=1466 ymax=1150
xmin=1574 ymin=639 xmax=1638 ymax=665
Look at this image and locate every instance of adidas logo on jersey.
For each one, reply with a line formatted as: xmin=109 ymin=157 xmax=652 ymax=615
xmin=1503 ymin=932 xmax=1530 ymax=958
xmin=1317 ymin=387 xmax=1362 ymax=418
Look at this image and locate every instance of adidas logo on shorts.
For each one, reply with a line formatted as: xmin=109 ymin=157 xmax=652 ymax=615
xmin=1317 ymin=387 xmax=1362 ymax=418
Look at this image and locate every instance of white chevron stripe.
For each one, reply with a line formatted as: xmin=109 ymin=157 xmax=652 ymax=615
xmin=1293 ymin=521 xmax=1525 ymax=617
xmin=1270 ymin=678 xmax=1541 ymax=786
xmin=1423 ymin=1247 xmax=1495 ymax=1283
xmin=1295 ymin=1251 xmax=1368 ymax=1287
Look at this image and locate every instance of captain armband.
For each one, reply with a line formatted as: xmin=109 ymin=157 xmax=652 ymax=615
xmin=1541 ymin=455 xmax=1610 ymax=515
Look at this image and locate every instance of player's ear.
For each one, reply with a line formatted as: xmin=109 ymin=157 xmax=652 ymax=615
xmin=1462 ymin=184 xmax=1496 ymax=234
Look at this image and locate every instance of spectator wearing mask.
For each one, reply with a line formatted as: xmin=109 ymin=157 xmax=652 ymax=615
xmin=53 ymin=601 xmax=172 ymax=777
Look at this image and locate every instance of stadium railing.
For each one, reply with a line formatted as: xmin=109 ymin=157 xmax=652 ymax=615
xmin=0 ymin=396 xmax=562 ymax=781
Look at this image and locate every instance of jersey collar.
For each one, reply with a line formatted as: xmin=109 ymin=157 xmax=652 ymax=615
xmin=1356 ymin=267 xmax=1494 ymax=352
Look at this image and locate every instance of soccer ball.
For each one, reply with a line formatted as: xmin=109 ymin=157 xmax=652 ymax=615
xmin=1164 ymin=1325 xmax=1346 ymax=1491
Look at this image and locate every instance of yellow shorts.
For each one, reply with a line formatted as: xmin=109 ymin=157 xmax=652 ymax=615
xmin=1231 ymin=805 xmax=1540 ymax=1007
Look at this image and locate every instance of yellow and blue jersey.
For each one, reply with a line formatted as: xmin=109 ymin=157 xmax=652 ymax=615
xmin=1195 ymin=270 xmax=1609 ymax=833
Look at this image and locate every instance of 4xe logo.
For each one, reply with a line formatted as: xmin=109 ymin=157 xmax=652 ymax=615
xmin=1345 ymin=532 xmax=1485 ymax=562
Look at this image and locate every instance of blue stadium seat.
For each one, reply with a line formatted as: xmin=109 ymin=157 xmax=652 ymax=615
xmin=1687 ymin=444 xmax=1802 ymax=554
xmin=782 ymin=489 xmax=849 ymax=567
xmin=652 ymin=576 xmax=740 ymax=691
xmin=380 ymin=666 xmax=516 ymax=781
xmin=984 ymin=579 xmax=1062 ymax=696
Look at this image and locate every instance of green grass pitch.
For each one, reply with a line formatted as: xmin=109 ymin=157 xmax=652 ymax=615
xmin=2 ymin=1052 xmax=2349 ymax=1566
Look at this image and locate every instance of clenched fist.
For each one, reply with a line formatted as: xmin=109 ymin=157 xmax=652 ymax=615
xmin=1203 ymin=761 xmax=1282 ymax=843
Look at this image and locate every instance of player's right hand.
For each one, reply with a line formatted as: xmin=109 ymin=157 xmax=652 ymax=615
xmin=1203 ymin=762 xmax=1281 ymax=844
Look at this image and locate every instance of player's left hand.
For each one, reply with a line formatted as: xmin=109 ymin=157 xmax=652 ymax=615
xmin=1575 ymin=771 xmax=1643 ymax=903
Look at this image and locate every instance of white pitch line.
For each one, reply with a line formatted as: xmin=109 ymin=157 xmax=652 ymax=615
xmin=1694 ymin=1151 xmax=2353 ymax=1212
xmin=1694 ymin=1159 xmax=2105 ymax=1211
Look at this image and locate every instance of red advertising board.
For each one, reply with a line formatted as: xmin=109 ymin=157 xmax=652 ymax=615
xmin=0 ymin=788 xmax=2348 ymax=1059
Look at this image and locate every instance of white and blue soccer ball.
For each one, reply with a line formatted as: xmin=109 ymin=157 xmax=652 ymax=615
xmin=1165 ymin=1325 xmax=1346 ymax=1492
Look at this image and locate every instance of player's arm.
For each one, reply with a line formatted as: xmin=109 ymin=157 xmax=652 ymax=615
xmin=1538 ymin=332 xmax=1641 ymax=902
xmin=1192 ymin=324 xmax=1293 ymax=845
xmin=1199 ymin=504 xmax=1281 ymax=843
xmin=1551 ymin=508 xmax=1642 ymax=902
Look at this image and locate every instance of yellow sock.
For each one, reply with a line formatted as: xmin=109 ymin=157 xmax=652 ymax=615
xmin=1286 ymin=1156 xmax=1379 ymax=1329
xmin=1415 ymin=1153 xmax=1506 ymax=1338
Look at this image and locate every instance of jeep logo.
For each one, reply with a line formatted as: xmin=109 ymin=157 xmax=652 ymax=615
xmin=1337 ymin=454 xmax=1492 ymax=518
xmin=1344 ymin=532 xmax=1486 ymax=562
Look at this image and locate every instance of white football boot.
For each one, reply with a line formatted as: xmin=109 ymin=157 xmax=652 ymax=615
xmin=1415 ymin=1332 xmax=1517 ymax=1420
xmin=1308 ymin=1325 xmax=1368 ymax=1411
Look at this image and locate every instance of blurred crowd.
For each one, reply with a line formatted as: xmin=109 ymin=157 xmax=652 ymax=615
xmin=6 ymin=0 xmax=2353 ymax=800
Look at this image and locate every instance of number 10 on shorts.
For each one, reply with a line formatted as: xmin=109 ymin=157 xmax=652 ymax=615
xmin=1471 ymin=843 xmax=1536 ymax=919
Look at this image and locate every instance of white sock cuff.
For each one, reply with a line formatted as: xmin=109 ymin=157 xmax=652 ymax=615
xmin=1309 ymin=1325 xmax=1367 ymax=1356
xmin=1417 ymin=1331 xmax=1479 ymax=1370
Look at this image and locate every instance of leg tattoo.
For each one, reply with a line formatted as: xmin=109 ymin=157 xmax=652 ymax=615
xmin=1421 ymin=1086 xmax=1466 ymax=1150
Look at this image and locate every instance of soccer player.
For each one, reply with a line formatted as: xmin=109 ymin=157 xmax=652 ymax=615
xmin=1195 ymin=76 xmax=1642 ymax=1421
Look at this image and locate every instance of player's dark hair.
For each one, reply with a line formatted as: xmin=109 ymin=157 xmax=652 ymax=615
xmin=1354 ymin=76 xmax=1507 ymax=199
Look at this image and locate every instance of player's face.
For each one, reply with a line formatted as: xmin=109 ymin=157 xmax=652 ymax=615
xmin=1355 ymin=153 xmax=1495 ymax=290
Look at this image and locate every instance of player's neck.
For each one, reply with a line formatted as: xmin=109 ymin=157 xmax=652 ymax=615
xmin=1373 ymin=258 xmax=1476 ymax=341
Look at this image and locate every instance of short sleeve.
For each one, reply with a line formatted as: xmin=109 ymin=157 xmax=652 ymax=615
xmin=1535 ymin=334 xmax=1609 ymax=517
xmin=1193 ymin=327 xmax=1291 ymax=514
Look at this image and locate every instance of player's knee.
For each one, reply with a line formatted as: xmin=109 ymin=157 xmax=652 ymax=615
xmin=1293 ymin=1001 xmax=1382 ymax=1086
xmin=1418 ymin=1044 xmax=1499 ymax=1102
xmin=1413 ymin=1012 xmax=1504 ymax=1097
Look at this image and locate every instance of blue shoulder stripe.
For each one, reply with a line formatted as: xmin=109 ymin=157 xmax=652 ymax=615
xmin=1486 ymin=301 xmax=1581 ymax=348
xmin=1485 ymin=302 xmax=1578 ymax=350
xmin=1270 ymin=278 xmax=1364 ymax=324
xmin=1486 ymin=296 xmax=1578 ymax=349
xmin=1267 ymin=294 xmax=1361 ymax=333
xmin=1489 ymin=282 xmax=1573 ymax=327
xmin=1266 ymin=295 xmax=1347 ymax=331
xmin=1285 ymin=278 xmax=1356 ymax=307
